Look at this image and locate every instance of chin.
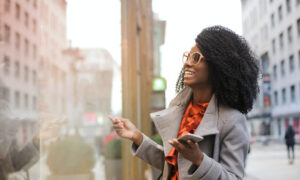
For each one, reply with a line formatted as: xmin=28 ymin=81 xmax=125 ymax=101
xmin=183 ymin=80 xmax=193 ymax=87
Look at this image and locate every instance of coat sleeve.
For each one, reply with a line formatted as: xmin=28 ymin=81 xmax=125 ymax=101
xmin=131 ymin=133 xmax=165 ymax=170
xmin=187 ymin=114 xmax=249 ymax=180
xmin=10 ymin=139 xmax=40 ymax=171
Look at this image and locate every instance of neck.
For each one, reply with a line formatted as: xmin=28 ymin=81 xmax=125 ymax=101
xmin=191 ymin=84 xmax=213 ymax=104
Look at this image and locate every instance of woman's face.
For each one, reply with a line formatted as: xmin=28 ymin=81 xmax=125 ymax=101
xmin=183 ymin=45 xmax=210 ymax=88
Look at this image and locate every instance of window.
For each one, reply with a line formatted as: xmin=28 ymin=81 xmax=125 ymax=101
xmin=25 ymin=38 xmax=29 ymax=55
xmin=4 ymin=24 xmax=10 ymax=44
xmin=25 ymin=12 xmax=29 ymax=27
xmin=298 ymin=0 xmax=300 ymax=5
xmin=299 ymin=50 xmax=300 ymax=69
xmin=33 ymin=44 xmax=37 ymax=59
xmin=297 ymin=18 xmax=300 ymax=36
xmin=278 ymin=5 xmax=283 ymax=21
xmin=33 ymin=19 xmax=37 ymax=33
xmin=287 ymin=26 xmax=292 ymax=43
xmin=273 ymin=64 xmax=277 ymax=80
xmin=15 ymin=32 xmax=20 ymax=50
xmin=271 ymin=13 xmax=275 ymax=27
xmin=33 ymin=96 xmax=37 ymax=110
xmin=286 ymin=0 xmax=291 ymax=13
xmin=261 ymin=55 xmax=269 ymax=74
xmin=281 ymin=59 xmax=285 ymax=77
xmin=272 ymin=39 xmax=276 ymax=53
xmin=274 ymin=91 xmax=278 ymax=106
xmin=290 ymin=85 xmax=295 ymax=103
xmin=5 ymin=0 xmax=11 ymax=12
xmin=15 ymin=91 xmax=20 ymax=108
xmin=24 ymin=93 xmax=28 ymax=109
xmin=3 ymin=56 xmax=10 ymax=75
xmin=24 ymin=66 xmax=29 ymax=82
xmin=289 ymin=55 xmax=294 ymax=73
xmin=33 ymin=0 xmax=37 ymax=8
xmin=15 ymin=61 xmax=20 ymax=78
xmin=1 ymin=88 xmax=10 ymax=103
xmin=32 ymin=70 xmax=36 ymax=84
xmin=15 ymin=3 xmax=20 ymax=20
xmin=282 ymin=88 xmax=286 ymax=104
xmin=279 ymin=32 xmax=284 ymax=49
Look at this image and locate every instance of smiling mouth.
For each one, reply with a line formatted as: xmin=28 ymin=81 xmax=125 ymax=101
xmin=184 ymin=71 xmax=194 ymax=76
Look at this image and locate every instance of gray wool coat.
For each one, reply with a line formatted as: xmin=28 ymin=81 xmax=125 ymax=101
xmin=132 ymin=87 xmax=249 ymax=180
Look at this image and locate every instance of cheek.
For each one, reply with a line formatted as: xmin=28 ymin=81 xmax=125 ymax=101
xmin=196 ymin=67 xmax=209 ymax=82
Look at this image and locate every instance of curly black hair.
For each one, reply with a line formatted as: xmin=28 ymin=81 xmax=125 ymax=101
xmin=176 ymin=25 xmax=260 ymax=114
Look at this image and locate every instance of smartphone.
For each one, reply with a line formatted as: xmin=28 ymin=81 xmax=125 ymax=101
xmin=178 ymin=133 xmax=204 ymax=144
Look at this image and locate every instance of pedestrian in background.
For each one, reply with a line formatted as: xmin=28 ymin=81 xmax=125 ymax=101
xmin=285 ymin=125 xmax=295 ymax=164
xmin=110 ymin=25 xmax=259 ymax=179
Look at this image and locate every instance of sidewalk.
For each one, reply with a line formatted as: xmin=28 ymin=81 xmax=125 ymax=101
xmin=244 ymin=143 xmax=300 ymax=180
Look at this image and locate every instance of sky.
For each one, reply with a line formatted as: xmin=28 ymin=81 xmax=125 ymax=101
xmin=66 ymin=0 xmax=121 ymax=64
xmin=66 ymin=0 xmax=243 ymax=104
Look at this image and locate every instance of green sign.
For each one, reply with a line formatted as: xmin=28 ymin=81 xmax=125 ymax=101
xmin=152 ymin=77 xmax=166 ymax=91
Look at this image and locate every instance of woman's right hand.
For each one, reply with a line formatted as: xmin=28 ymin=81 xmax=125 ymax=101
xmin=108 ymin=116 xmax=143 ymax=145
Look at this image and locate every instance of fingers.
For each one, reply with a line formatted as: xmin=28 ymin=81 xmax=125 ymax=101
xmin=109 ymin=116 xmax=126 ymax=131
xmin=187 ymin=140 xmax=197 ymax=148
xmin=109 ymin=116 xmax=127 ymax=126
xmin=109 ymin=116 xmax=123 ymax=124
xmin=108 ymin=116 xmax=116 ymax=122
xmin=113 ymin=121 xmax=124 ymax=129
xmin=168 ymin=139 xmax=199 ymax=152
xmin=168 ymin=139 xmax=186 ymax=152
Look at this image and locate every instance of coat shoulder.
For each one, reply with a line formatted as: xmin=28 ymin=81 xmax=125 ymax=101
xmin=218 ymin=105 xmax=247 ymax=134
xmin=219 ymin=105 xmax=246 ymax=124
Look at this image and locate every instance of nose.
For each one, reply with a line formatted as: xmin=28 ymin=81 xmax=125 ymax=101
xmin=184 ymin=58 xmax=193 ymax=68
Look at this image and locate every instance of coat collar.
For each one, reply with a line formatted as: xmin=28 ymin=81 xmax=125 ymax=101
xmin=150 ymin=87 xmax=219 ymax=156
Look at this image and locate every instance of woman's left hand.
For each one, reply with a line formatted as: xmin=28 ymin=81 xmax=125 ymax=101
xmin=169 ymin=139 xmax=204 ymax=166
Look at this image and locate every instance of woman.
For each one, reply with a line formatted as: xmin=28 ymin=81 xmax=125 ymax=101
xmin=110 ymin=25 xmax=259 ymax=180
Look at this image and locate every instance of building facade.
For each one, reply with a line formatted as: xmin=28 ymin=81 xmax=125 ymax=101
xmin=39 ymin=0 xmax=72 ymax=117
xmin=241 ymin=0 xmax=300 ymax=139
xmin=0 ymin=0 xmax=40 ymax=146
xmin=74 ymin=48 xmax=121 ymax=142
xmin=0 ymin=0 xmax=76 ymax=147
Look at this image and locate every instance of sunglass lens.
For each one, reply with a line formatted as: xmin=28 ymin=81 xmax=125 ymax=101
xmin=192 ymin=53 xmax=200 ymax=64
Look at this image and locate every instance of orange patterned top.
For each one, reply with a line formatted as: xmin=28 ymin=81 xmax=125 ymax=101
xmin=165 ymin=101 xmax=209 ymax=180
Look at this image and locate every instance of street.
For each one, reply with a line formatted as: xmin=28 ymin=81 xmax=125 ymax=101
xmin=244 ymin=143 xmax=300 ymax=180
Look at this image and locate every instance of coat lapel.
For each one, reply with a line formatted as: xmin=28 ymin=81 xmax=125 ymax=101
xmin=194 ymin=94 xmax=219 ymax=137
xmin=150 ymin=87 xmax=220 ymax=156
xmin=150 ymin=106 xmax=185 ymax=156
xmin=150 ymin=87 xmax=193 ymax=156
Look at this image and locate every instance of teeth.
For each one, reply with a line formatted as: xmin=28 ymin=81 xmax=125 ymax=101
xmin=185 ymin=71 xmax=193 ymax=75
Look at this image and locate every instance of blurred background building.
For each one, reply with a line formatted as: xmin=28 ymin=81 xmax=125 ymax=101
xmin=71 ymin=48 xmax=121 ymax=144
xmin=39 ymin=0 xmax=75 ymax=118
xmin=241 ymin=0 xmax=300 ymax=141
xmin=0 ymin=0 xmax=40 ymax=147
